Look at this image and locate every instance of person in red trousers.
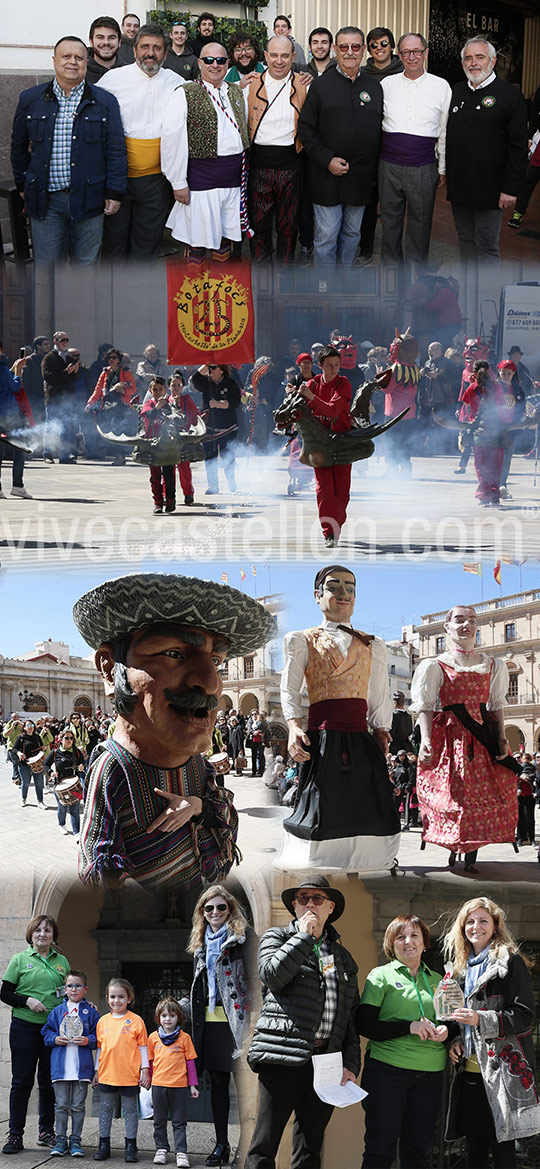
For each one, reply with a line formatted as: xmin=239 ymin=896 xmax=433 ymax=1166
xmin=168 ymin=370 xmax=199 ymax=506
xmin=298 ymin=345 xmax=352 ymax=547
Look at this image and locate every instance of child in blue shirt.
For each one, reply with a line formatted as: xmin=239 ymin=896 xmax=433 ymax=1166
xmin=42 ymin=970 xmax=100 ymax=1157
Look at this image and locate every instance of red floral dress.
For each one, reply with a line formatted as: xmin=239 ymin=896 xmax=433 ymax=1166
xmin=416 ymin=661 xmax=518 ymax=851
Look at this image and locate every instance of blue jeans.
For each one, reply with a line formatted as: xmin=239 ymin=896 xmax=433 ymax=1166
xmin=361 ymin=1056 xmax=443 ymax=1168
xmin=18 ymin=762 xmax=44 ymax=803
xmin=55 ymin=792 xmax=81 ymax=834
xmin=53 ymin=1081 xmax=88 ymax=1140
xmin=313 ymin=203 xmax=365 ymax=265
xmin=30 ymin=191 xmax=103 ymax=263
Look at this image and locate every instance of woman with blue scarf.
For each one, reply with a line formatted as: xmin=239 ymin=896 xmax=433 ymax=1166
xmin=187 ymin=885 xmax=256 ymax=1167
xmin=444 ymin=896 xmax=540 ymax=1168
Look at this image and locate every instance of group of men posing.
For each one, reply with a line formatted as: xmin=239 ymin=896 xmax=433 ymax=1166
xmin=10 ymin=11 xmax=531 ymax=267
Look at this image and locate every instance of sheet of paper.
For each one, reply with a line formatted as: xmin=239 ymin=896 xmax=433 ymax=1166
xmin=312 ymin=1052 xmax=367 ymax=1108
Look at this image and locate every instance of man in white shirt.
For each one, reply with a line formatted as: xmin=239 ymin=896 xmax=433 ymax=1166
xmin=246 ymin=36 xmax=309 ymax=262
xmin=97 ymin=23 xmax=181 ymax=259
xmin=161 ymin=43 xmax=249 ymax=261
xmin=379 ymin=32 xmax=451 ymax=268
xmin=277 ymin=564 xmax=401 ymax=872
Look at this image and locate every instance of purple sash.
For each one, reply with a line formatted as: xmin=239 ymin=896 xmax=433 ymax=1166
xmin=187 ymin=153 xmax=243 ymax=191
xmin=380 ymin=131 xmax=437 ymax=167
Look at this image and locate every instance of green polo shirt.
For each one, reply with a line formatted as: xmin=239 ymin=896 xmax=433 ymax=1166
xmin=360 ymin=959 xmax=447 ymax=1071
xmin=3 ymin=946 xmax=70 ymax=1024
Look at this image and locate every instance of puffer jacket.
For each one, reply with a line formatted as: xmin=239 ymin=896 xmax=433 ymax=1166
xmin=446 ymin=947 xmax=540 ymax=1143
xmin=191 ymin=925 xmax=258 ymax=1061
xmin=248 ymin=921 xmax=360 ymax=1073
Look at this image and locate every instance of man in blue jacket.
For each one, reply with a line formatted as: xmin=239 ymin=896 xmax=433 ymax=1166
xmin=11 ymin=36 xmax=127 ymax=264
xmin=41 ymin=970 xmax=99 ymax=1157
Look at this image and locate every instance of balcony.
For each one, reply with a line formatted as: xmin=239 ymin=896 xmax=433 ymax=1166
xmin=421 ymin=590 xmax=540 ymax=625
xmin=506 ymin=692 xmax=538 ymax=706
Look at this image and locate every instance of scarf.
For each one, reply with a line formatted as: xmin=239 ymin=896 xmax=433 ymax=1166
xmin=158 ymin=1024 xmax=181 ymax=1046
xmin=463 ymin=944 xmax=491 ymax=1056
xmin=205 ymin=923 xmax=228 ymax=1011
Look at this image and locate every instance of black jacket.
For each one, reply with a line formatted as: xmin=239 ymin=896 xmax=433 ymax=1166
xmin=248 ymin=921 xmax=360 ymax=1072
xmin=42 ymin=350 xmax=76 ymax=402
xmin=190 ymin=371 xmax=240 ymax=432
xmin=446 ymin=77 xmax=528 ymax=209
xmin=298 ymin=67 xmax=382 ymax=206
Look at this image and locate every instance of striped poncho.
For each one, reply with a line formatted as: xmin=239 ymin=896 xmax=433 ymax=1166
xmin=78 ymin=739 xmax=239 ymax=890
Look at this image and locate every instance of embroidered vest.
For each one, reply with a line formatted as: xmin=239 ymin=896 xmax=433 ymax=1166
xmin=183 ymin=81 xmax=249 ymax=156
xmin=304 ymin=627 xmax=373 ymax=705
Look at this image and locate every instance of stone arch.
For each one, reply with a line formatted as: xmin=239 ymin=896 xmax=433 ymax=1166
xmin=73 ymin=695 xmax=92 ymax=717
xmin=505 ymin=723 xmax=525 ymax=753
xmin=218 ymin=693 xmax=233 ymax=712
xmin=240 ymin=691 xmax=259 ymax=715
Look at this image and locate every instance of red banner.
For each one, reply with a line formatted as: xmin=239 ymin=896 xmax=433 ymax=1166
xmin=166 ymin=258 xmax=255 ymax=365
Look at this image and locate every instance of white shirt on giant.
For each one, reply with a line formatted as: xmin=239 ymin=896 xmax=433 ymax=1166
xmin=281 ymin=619 xmax=393 ymax=728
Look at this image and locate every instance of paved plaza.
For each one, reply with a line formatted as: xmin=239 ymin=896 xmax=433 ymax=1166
xmin=1 ymin=449 xmax=539 ymax=569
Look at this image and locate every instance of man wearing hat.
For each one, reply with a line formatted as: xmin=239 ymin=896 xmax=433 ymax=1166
xmin=246 ymin=875 xmax=360 ymax=1169
xmin=278 ymin=564 xmax=401 ymax=871
xmin=73 ymin=572 xmax=275 ymax=890
xmin=508 ymin=346 xmax=535 ymax=397
xmin=389 ymin=691 xmax=414 ymax=755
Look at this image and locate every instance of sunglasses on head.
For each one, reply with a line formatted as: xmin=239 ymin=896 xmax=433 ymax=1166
xmin=201 ymin=55 xmax=228 ymax=65
xmin=295 ymin=893 xmax=329 ymax=906
xmin=336 ymin=42 xmax=363 ymax=52
xmin=204 ymin=903 xmax=228 ymax=913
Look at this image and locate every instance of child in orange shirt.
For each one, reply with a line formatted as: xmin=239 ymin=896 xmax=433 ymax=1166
xmin=93 ymin=979 xmax=149 ymax=1164
xmin=148 ymin=998 xmax=199 ymax=1169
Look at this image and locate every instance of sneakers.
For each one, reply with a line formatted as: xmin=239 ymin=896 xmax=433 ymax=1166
xmin=153 ymin=1153 xmax=168 ymax=1165
xmin=2 ymin=1134 xmax=23 ymax=1155
xmin=0 ymin=489 xmax=6 ymax=499
xmin=10 ymin=486 xmax=33 ymax=499
xmin=51 ymin=1138 xmax=69 ymax=1156
xmin=184 ymin=496 xmax=194 ymax=506
xmin=69 ymin=1139 xmax=84 ymax=1158
xmin=38 ymin=1131 xmax=57 ymax=1148
xmin=499 ymin=486 xmax=512 ymax=499
xmin=38 ymin=801 xmax=47 ymax=809
xmin=164 ymin=501 xmax=176 ymax=514
xmin=153 ymin=505 xmax=163 ymax=515
xmin=176 ymin=1156 xmax=190 ymax=1168
xmin=21 ymin=799 xmax=27 ymax=808
xmin=508 ymin=211 xmax=523 ymax=229
xmin=58 ymin=824 xmax=70 ymax=835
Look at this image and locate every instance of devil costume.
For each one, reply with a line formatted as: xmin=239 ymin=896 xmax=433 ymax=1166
xmin=277 ymin=620 xmax=401 ymax=871
xmin=410 ymin=653 xmax=518 ymax=853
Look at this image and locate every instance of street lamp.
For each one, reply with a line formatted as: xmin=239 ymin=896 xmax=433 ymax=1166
xmin=18 ymin=688 xmax=36 ymax=711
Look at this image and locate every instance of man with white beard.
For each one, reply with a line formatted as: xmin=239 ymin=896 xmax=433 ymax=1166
xmin=446 ymin=37 xmax=528 ymax=262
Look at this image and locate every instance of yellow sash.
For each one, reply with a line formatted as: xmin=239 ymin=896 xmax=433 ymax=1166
xmin=125 ymin=137 xmax=161 ymax=178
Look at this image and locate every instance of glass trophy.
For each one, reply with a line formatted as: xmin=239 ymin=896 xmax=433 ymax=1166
xmin=433 ymin=974 xmax=465 ymax=1020
xmin=60 ymin=1014 xmax=84 ymax=1041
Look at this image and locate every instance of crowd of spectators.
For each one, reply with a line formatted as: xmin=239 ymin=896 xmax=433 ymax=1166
xmin=0 ymin=317 xmax=538 ymax=506
xmin=9 ymin=10 xmax=537 ymax=265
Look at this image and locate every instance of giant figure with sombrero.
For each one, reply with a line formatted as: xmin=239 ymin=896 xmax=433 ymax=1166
xmin=277 ymin=564 xmax=401 ymax=872
xmin=246 ymin=875 xmax=360 ymax=1169
xmin=73 ymin=573 xmax=275 ymax=890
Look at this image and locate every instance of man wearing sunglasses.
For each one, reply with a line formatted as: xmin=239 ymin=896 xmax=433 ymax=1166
xmin=246 ymin=874 xmax=360 ymax=1169
xmin=161 ymin=42 xmax=250 ymax=261
xmin=41 ymin=332 xmax=82 ymax=463
xmin=379 ymin=32 xmax=452 ymax=269
xmin=298 ymin=26 xmax=382 ymax=265
xmin=364 ymin=27 xmax=403 ymax=78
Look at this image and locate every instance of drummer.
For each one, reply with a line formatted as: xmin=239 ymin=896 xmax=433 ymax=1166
xmin=44 ymin=731 xmax=86 ymax=841
xmin=13 ymin=720 xmax=47 ymax=810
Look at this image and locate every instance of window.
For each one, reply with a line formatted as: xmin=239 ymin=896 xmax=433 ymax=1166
xmin=475 ymin=630 xmax=481 ymax=646
xmin=505 ymin=623 xmax=516 ymax=642
xmin=243 ymin=656 xmax=254 ymax=679
xmin=507 ymin=675 xmax=518 ymax=700
xmin=435 ymin=636 xmax=445 ymax=653
xmin=220 ymin=662 xmax=229 ymax=680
